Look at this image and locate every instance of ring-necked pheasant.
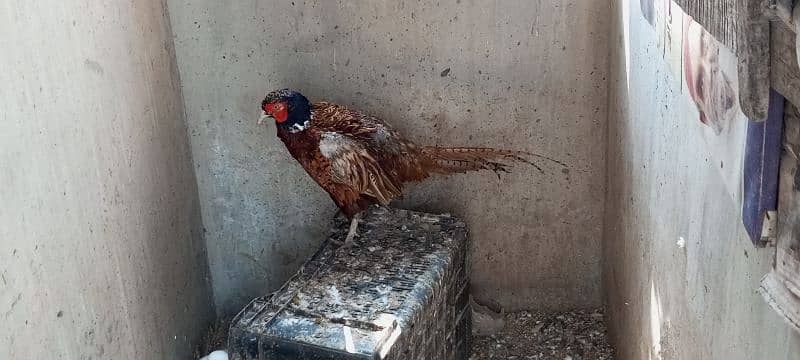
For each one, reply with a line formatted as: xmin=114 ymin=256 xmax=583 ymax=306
xmin=258 ymin=89 xmax=563 ymax=246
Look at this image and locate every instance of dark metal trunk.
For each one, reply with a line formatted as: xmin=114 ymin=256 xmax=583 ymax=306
xmin=228 ymin=206 xmax=472 ymax=360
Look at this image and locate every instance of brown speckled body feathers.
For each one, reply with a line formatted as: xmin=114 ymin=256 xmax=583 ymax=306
xmin=277 ymin=102 xmax=540 ymax=217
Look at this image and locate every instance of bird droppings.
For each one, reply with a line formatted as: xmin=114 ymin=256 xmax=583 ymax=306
xmin=194 ymin=318 xmax=231 ymax=359
xmin=472 ymin=298 xmax=505 ymax=336
xmin=202 ymin=309 xmax=614 ymax=360
xmin=228 ymin=206 xmax=470 ymax=359
xmin=471 ymin=309 xmax=614 ymax=360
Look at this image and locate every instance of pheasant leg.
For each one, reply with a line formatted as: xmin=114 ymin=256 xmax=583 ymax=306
xmin=342 ymin=214 xmax=360 ymax=247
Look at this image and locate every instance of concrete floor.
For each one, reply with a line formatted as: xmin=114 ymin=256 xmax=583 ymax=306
xmin=0 ymin=1 xmax=214 ymax=358
xmin=167 ymin=0 xmax=611 ymax=316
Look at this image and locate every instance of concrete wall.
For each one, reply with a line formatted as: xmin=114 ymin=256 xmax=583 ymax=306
xmin=0 ymin=1 xmax=213 ymax=358
xmin=167 ymin=0 xmax=610 ymax=314
xmin=604 ymin=0 xmax=800 ymax=358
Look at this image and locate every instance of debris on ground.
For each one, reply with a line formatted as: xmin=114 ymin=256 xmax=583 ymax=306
xmin=227 ymin=207 xmax=471 ymax=359
xmin=472 ymin=297 xmax=506 ymax=336
xmin=471 ymin=309 xmax=614 ymax=360
xmin=198 ymin=309 xmax=613 ymax=360
xmin=194 ymin=318 xmax=230 ymax=359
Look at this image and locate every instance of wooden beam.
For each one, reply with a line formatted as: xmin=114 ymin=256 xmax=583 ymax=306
xmin=772 ymin=22 xmax=800 ymax=107
xmin=760 ymin=102 xmax=800 ymax=333
xmin=673 ymin=0 xmax=738 ymax=51
xmin=675 ymin=0 xmax=775 ymax=120
xmin=736 ymin=0 xmax=771 ymax=121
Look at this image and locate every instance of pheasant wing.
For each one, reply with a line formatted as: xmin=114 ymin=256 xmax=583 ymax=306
xmin=319 ymin=131 xmax=401 ymax=205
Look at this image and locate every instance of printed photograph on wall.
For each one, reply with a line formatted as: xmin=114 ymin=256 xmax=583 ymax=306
xmin=639 ymin=0 xmax=747 ymax=206
xmin=682 ymin=14 xmax=746 ymax=206
xmin=682 ymin=16 xmax=737 ymax=136
xmin=638 ymin=0 xmax=783 ymax=244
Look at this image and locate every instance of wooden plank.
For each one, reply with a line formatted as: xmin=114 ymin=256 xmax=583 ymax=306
xmin=776 ymin=102 xmax=800 ymax=292
xmin=760 ymin=271 xmax=800 ymax=332
xmin=675 ymin=0 xmax=772 ymax=120
xmin=736 ymin=0 xmax=771 ymax=121
xmin=674 ymin=0 xmax=738 ymax=51
xmin=673 ymin=0 xmax=800 ymax=106
xmin=675 ymin=0 xmax=800 ymax=108
xmin=760 ymin=102 xmax=800 ymax=332
xmin=774 ymin=0 xmax=795 ymax=25
xmin=772 ymin=22 xmax=800 ymax=107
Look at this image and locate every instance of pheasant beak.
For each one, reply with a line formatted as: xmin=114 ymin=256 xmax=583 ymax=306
xmin=257 ymin=110 xmax=271 ymax=125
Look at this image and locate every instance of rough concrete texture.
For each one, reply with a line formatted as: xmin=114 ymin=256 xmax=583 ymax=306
xmin=167 ymin=0 xmax=610 ymax=315
xmin=0 ymin=1 xmax=213 ymax=358
xmin=604 ymin=1 xmax=800 ymax=359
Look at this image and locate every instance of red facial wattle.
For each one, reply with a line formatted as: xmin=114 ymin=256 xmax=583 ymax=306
xmin=264 ymin=102 xmax=289 ymax=123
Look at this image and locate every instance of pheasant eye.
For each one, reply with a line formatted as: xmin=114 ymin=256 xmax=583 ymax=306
xmin=263 ymin=102 xmax=278 ymax=114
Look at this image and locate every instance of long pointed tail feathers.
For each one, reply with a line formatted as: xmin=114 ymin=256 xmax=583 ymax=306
xmin=421 ymin=146 xmax=565 ymax=176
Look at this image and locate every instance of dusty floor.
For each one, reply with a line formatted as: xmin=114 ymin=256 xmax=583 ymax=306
xmin=471 ymin=309 xmax=614 ymax=360
xmin=197 ymin=310 xmax=613 ymax=359
xmin=194 ymin=318 xmax=230 ymax=359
